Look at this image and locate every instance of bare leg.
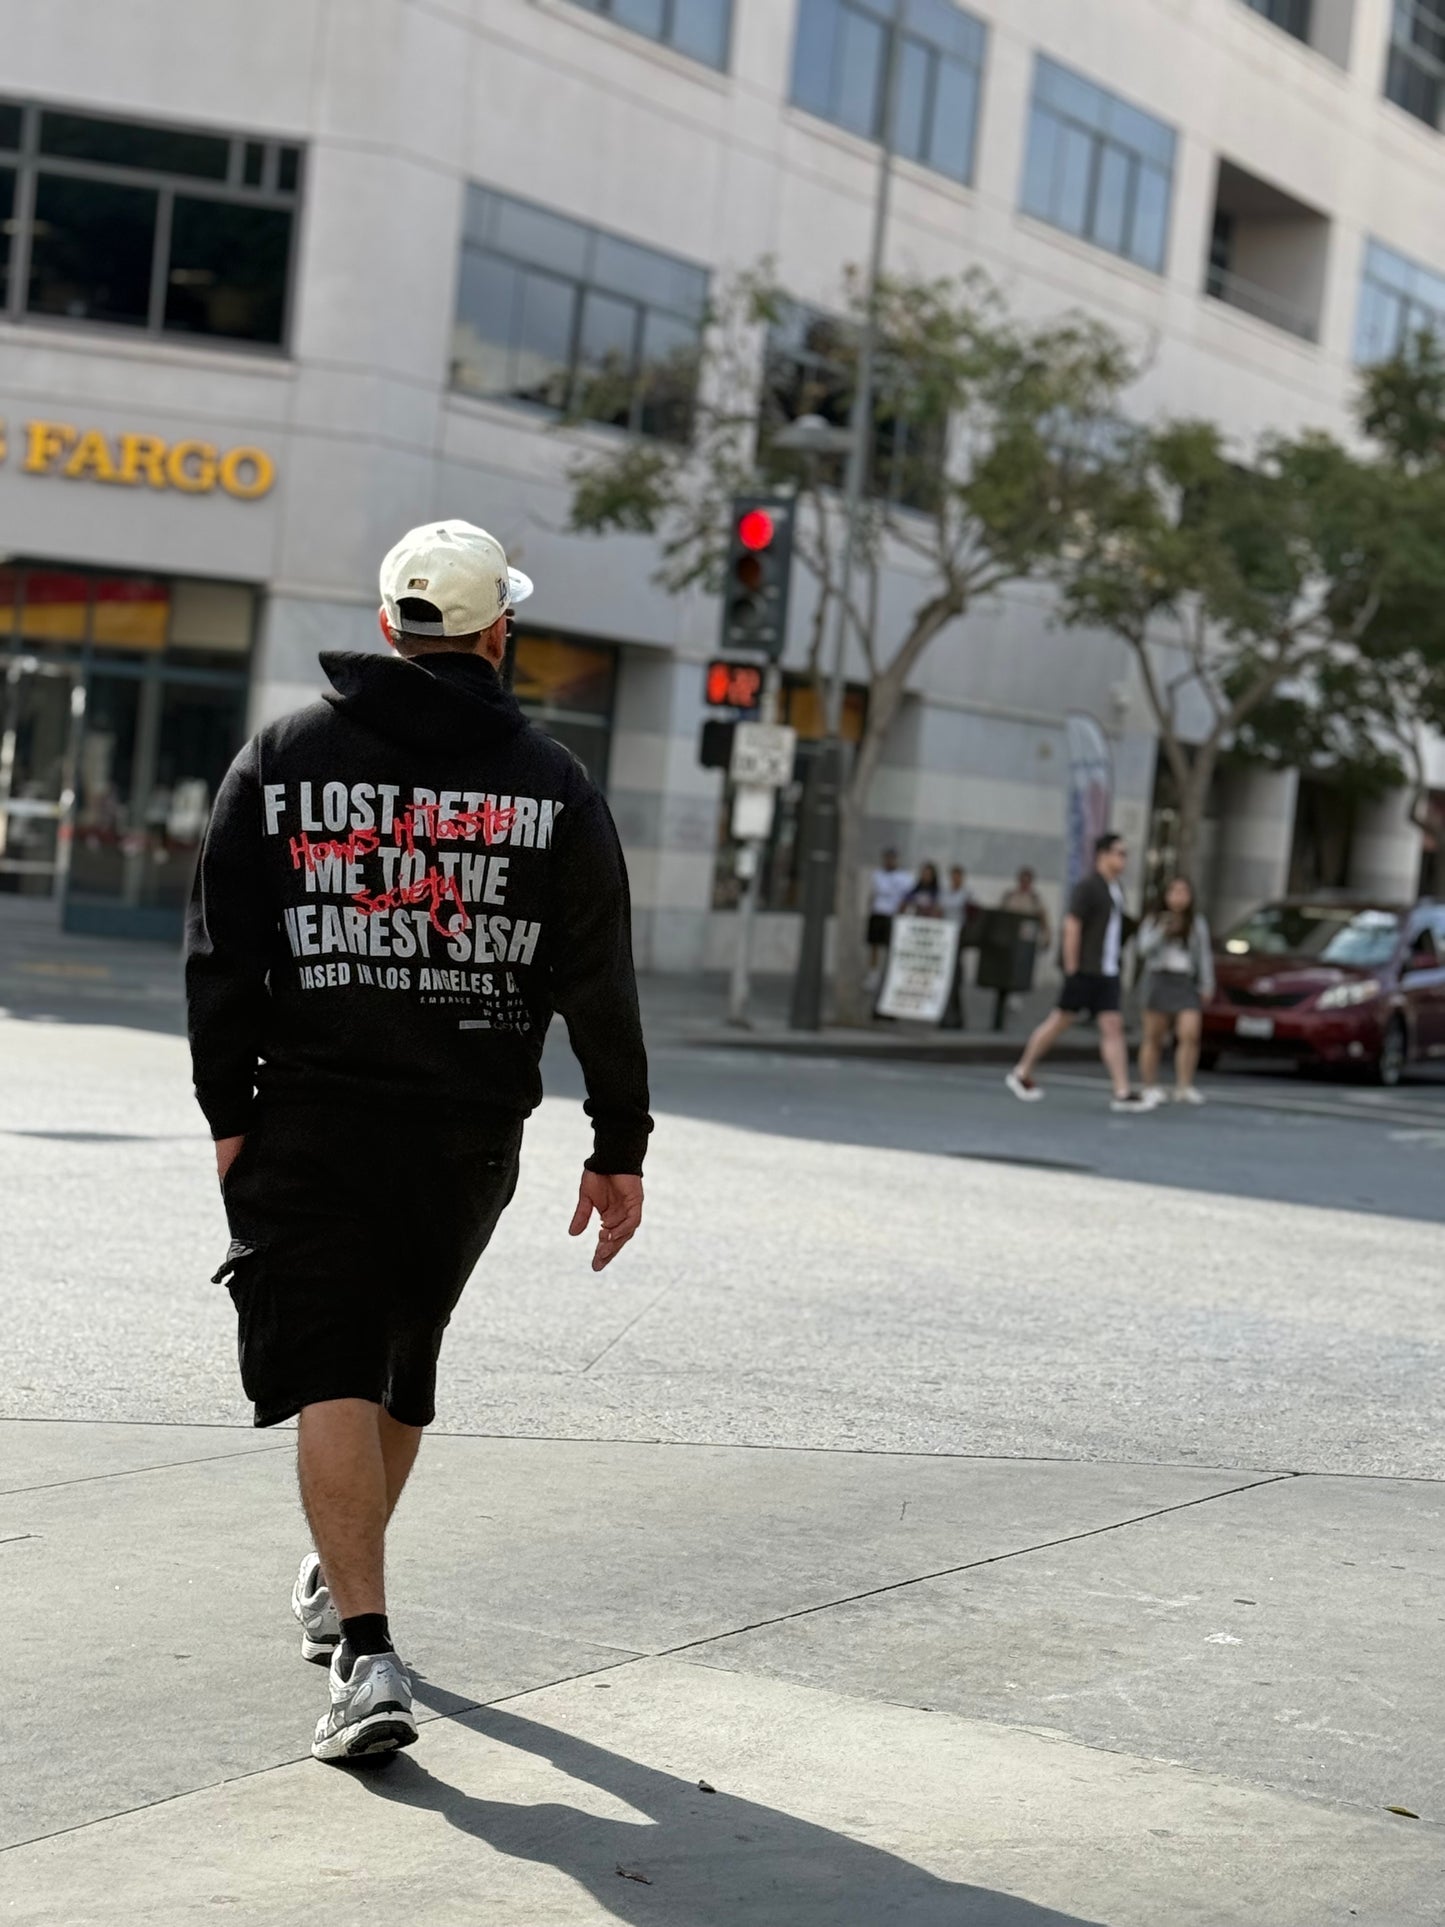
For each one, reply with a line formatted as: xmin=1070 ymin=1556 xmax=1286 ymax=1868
xmin=379 ymin=1409 xmax=423 ymax=1522
xmin=1139 ymin=1010 xmax=1169 ymax=1091
xmin=1098 ymin=1010 xmax=1131 ymax=1100
xmin=1175 ymin=1009 xmax=1202 ymax=1092
xmin=1015 ymin=1006 xmax=1077 ymax=1080
xmin=297 ymin=1398 xmax=388 ymax=1621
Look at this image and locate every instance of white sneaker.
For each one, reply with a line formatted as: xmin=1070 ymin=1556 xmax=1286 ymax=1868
xmin=1174 ymin=1086 xmax=1206 ymax=1105
xmin=1110 ymin=1090 xmax=1153 ymax=1114
xmin=312 ymin=1648 xmax=418 ymax=1763
xmin=1006 ymin=1070 xmax=1044 ymax=1102
xmin=1140 ymin=1086 xmax=1165 ymax=1109
xmin=291 ymin=1552 xmax=341 ymax=1666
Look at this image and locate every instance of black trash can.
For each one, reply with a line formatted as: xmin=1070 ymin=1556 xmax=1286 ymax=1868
xmin=974 ymin=909 xmax=1040 ymax=1031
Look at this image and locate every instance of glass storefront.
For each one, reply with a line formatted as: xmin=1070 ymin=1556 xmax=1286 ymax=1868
xmin=509 ymin=628 xmax=617 ymax=786
xmin=0 ymin=562 xmax=253 ymax=939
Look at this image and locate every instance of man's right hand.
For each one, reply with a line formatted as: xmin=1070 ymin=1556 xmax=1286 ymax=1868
xmin=569 ymin=1171 xmax=644 ymax=1273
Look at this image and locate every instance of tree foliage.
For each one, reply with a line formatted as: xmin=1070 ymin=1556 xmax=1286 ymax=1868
xmin=565 ymin=263 xmax=1138 ymax=1019
xmin=1052 ymin=353 xmax=1445 ymax=884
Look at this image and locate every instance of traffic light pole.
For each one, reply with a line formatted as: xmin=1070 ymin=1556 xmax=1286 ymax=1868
xmin=788 ymin=4 xmax=899 ymax=1031
xmin=726 ymin=664 xmax=782 ymax=1028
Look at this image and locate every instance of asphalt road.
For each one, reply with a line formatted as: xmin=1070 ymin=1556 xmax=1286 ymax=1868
xmin=551 ymin=1019 xmax=1445 ymax=1224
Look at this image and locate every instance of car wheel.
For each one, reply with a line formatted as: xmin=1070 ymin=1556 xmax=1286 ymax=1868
xmin=1374 ymin=1017 xmax=1408 ymax=1088
xmin=1198 ymin=1049 xmax=1219 ymax=1074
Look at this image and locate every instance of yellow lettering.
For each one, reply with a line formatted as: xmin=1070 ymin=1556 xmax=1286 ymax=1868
xmin=62 ymin=429 xmax=121 ymax=484
xmin=165 ymin=440 xmax=218 ymax=493
xmin=117 ymin=433 xmax=168 ymax=489
xmin=217 ymin=445 xmax=275 ymax=500
xmin=23 ymin=421 xmax=78 ymax=474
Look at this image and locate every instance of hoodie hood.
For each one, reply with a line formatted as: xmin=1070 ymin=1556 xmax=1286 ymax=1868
xmin=319 ymin=650 xmax=528 ymax=756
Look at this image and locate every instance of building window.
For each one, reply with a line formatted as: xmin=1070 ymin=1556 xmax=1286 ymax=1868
xmin=760 ymin=301 xmax=943 ymax=513
xmin=1355 ymin=238 xmax=1445 ymax=361
xmin=451 ymin=185 xmax=708 ymax=445
xmin=790 ymin=0 xmax=986 ymax=188
xmin=0 ymin=101 xmax=301 ymax=347
xmin=1387 ymin=1 xmax=1445 ymax=129
xmin=1020 ymin=57 xmax=1176 ymax=273
xmin=566 ymin=0 xmax=733 ymax=70
xmin=1242 ymin=0 xmax=1311 ymax=41
xmin=509 ymin=631 xmax=617 ymax=786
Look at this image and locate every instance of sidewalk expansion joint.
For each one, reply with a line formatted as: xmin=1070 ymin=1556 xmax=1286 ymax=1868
xmin=0 ymin=1652 xmax=648 ymax=1857
xmin=0 ymin=1441 xmax=292 ymax=1500
xmin=656 ymin=1472 xmax=1299 ymax=1661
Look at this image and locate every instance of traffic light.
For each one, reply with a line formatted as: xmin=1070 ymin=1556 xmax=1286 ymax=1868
xmin=698 ymin=719 xmax=736 ymax=769
xmin=720 ymin=495 xmax=794 ymax=660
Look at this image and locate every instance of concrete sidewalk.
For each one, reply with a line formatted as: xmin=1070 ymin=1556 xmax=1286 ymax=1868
xmin=3 ymin=1420 xmax=1440 ymax=1924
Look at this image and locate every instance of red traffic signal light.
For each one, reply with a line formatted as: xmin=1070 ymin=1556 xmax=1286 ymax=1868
xmin=737 ymin=508 xmax=775 ymax=552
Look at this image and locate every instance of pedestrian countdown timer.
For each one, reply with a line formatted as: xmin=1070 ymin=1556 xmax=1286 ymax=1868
xmin=705 ymin=660 xmax=764 ymax=711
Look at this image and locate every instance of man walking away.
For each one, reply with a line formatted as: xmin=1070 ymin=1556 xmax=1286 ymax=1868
xmin=186 ymin=520 xmax=651 ymax=1763
xmin=1005 ymin=832 xmax=1152 ymax=1112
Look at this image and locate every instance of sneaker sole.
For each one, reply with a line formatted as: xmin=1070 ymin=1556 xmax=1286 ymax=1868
xmin=313 ymin=1712 xmax=419 ymax=1763
xmin=301 ymin=1630 xmax=340 ymax=1666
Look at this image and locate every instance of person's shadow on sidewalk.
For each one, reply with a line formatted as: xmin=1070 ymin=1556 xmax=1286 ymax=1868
xmin=356 ymin=1675 xmax=1109 ymax=1927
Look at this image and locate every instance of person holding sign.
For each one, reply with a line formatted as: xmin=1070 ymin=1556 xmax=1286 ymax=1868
xmin=1005 ymin=831 xmax=1154 ymax=1112
xmin=186 ymin=520 xmax=651 ymax=1764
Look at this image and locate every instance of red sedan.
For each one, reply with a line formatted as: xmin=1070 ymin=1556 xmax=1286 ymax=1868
xmin=1201 ymin=898 xmax=1445 ymax=1087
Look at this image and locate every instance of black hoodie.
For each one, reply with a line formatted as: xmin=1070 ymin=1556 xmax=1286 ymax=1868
xmin=185 ymin=650 xmax=651 ymax=1174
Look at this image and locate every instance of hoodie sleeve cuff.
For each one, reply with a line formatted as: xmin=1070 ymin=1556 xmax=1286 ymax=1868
xmin=197 ymin=1090 xmax=256 ymax=1141
xmin=585 ymin=1125 xmax=650 ymax=1177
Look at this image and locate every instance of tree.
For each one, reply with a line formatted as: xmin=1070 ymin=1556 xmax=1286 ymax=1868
xmin=564 ymin=266 xmax=1136 ymax=1022
xmin=1052 ymin=408 xmax=1445 ymax=890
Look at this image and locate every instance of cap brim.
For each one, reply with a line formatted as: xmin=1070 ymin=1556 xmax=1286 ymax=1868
xmin=507 ymin=567 xmax=534 ymax=607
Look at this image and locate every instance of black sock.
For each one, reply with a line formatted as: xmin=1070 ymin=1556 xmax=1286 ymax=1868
xmin=338 ymin=1613 xmax=393 ymax=1676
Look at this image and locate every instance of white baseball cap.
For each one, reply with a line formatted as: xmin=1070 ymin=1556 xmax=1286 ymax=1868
xmin=379 ymin=519 xmax=534 ymax=638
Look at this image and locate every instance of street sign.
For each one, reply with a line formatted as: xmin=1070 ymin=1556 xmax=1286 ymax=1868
xmin=730 ymin=721 xmax=797 ymax=789
xmin=731 ymin=784 xmax=776 ymax=841
xmin=705 ymin=659 xmax=765 ymax=711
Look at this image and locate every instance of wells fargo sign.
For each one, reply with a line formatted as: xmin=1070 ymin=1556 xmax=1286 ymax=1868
xmin=0 ymin=420 xmax=275 ymax=499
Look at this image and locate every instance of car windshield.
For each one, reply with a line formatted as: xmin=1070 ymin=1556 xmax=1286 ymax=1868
xmin=1222 ymin=905 xmax=1402 ymax=969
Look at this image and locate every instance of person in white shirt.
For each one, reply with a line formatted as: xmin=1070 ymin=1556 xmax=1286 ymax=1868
xmin=1137 ymin=875 xmax=1216 ymax=1105
xmin=938 ymin=864 xmax=975 ymax=925
xmin=867 ymin=848 xmax=915 ymax=969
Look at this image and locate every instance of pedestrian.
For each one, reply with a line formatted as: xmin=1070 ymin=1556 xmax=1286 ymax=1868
xmin=1137 ymin=875 xmax=1215 ymax=1106
xmin=1001 ymin=865 xmax=1051 ymax=950
xmin=938 ymin=864 xmax=974 ymax=1030
xmin=185 ymin=519 xmax=651 ymax=1764
xmin=866 ymin=847 xmax=914 ymax=970
xmin=1005 ymin=831 xmax=1153 ymax=1111
xmin=901 ymin=861 xmax=943 ymax=917
xmin=939 ymin=863 xmax=976 ymax=925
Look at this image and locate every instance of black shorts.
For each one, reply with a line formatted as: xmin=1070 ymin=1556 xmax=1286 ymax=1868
xmin=867 ymin=912 xmax=893 ymax=948
xmin=1058 ymin=971 xmax=1122 ymax=1018
xmin=212 ymin=1103 xmax=521 ymax=1429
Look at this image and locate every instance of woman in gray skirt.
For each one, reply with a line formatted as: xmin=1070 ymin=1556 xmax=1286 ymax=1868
xmin=1138 ymin=876 xmax=1215 ymax=1105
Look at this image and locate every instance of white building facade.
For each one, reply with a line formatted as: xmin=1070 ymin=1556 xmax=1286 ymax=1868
xmin=0 ymin=0 xmax=1441 ymax=957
